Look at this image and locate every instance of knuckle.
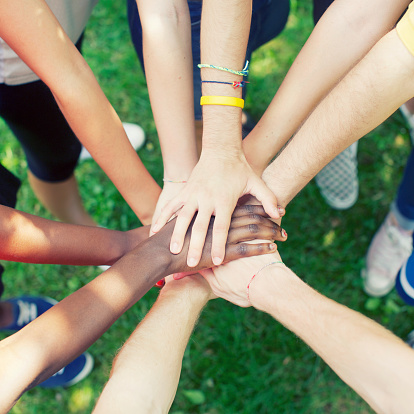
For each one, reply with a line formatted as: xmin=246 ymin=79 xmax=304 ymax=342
xmin=236 ymin=244 xmax=248 ymax=256
xmin=248 ymin=223 xmax=260 ymax=234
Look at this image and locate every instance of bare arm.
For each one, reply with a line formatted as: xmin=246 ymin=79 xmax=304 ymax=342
xmin=94 ymin=275 xmax=213 ymax=414
xmin=0 ymin=0 xmax=161 ymax=224
xmin=263 ymin=26 xmax=414 ymax=207
xmin=0 ymin=208 xmax=279 ymax=412
xmin=250 ymin=266 xmax=414 ymax=414
xmin=137 ymin=0 xmax=198 ymax=181
xmin=243 ymin=0 xmax=410 ymax=173
xmin=152 ymin=0 xmax=279 ymax=269
xmin=0 ymin=205 xmax=147 ymax=266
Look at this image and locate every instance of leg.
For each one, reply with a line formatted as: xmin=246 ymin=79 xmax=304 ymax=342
xmin=28 ymin=172 xmax=96 ymax=226
xmin=0 ymin=81 xmax=96 ymax=226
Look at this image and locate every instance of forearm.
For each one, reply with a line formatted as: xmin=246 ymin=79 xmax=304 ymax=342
xmin=0 ymin=244 xmax=169 ymax=412
xmin=200 ymin=0 xmax=251 ymax=155
xmin=0 ymin=0 xmax=160 ymax=224
xmin=94 ymin=282 xmax=209 ymax=413
xmin=138 ymin=0 xmax=198 ymax=180
xmin=250 ymin=266 xmax=414 ymax=413
xmin=243 ymin=0 xmax=410 ymax=173
xmin=0 ymin=205 xmax=132 ymax=266
xmin=263 ymin=28 xmax=414 ymax=207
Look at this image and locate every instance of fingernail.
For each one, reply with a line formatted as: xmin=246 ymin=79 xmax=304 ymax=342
xmin=188 ymin=257 xmax=197 ymax=267
xmin=213 ymin=256 xmax=222 ymax=266
xmin=274 ymin=207 xmax=280 ymax=218
xmin=171 ymin=242 xmax=179 ymax=254
xmin=282 ymin=229 xmax=287 ymax=238
xmin=278 ymin=207 xmax=285 ymax=216
xmin=152 ymin=224 xmax=160 ymax=233
xmin=155 ymin=279 xmax=165 ymax=288
xmin=269 ymin=243 xmax=277 ymax=250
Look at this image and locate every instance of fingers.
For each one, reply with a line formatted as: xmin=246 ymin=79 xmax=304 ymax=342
xmin=227 ymin=222 xmax=287 ymax=244
xmin=186 ymin=209 xmax=212 ymax=267
xmin=224 ymin=242 xmax=278 ymax=263
xmin=211 ymin=205 xmax=233 ymax=266
xmin=232 ymin=204 xmax=268 ymax=218
xmin=169 ymin=202 xmax=198 ymax=255
xmin=151 ymin=198 xmax=185 ymax=234
xmin=248 ymin=178 xmax=281 ymax=220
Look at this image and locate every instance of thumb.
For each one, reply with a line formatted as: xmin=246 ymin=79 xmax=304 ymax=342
xmin=247 ymin=177 xmax=280 ymax=220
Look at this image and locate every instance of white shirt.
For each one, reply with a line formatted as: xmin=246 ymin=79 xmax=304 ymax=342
xmin=0 ymin=0 xmax=99 ymax=85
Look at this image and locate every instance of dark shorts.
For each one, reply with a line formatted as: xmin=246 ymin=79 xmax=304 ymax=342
xmin=0 ymin=36 xmax=84 ymax=183
xmin=313 ymin=0 xmax=335 ymax=24
xmin=127 ymin=0 xmax=290 ymax=120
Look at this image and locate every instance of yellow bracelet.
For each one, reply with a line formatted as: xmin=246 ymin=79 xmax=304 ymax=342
xmin=200 ymin=95 xmax=244 ymax=109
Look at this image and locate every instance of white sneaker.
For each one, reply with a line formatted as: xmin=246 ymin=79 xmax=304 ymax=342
xmin=362 ymin=213 xmax=413 ymax=297
xmin=79 ymin=122 xmax=146 ymax=161
xmin=315 ymin=142 xmax=359 ymax=210
xmin=399 ymin=104 xmax=414 ymax=144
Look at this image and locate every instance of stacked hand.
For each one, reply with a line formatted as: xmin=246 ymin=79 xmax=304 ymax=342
xmin=151 ymin=152 xmax=281 ymax=269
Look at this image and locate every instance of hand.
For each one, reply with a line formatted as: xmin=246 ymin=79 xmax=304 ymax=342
xmin=150 ymin=182 xmax=187 ymax=236
xmin=161 ymin=274 xmax=217 ymax=302
xmin=200 ymin=250 xmax=285 ymax=307
xmin=151 ymin=152 xmax=280 ymax=268
xmin=146 ymin=205 xmax=286 ymax=278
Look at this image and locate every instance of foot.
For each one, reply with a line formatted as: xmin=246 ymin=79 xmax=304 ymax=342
xmin=0 ymin=296 xmax=57 ymax=331
xmin=315 ymin=142 xmax=359 ymax=210
xmin=79 ymin=122 xmax=146 ymax=161
xmin=39 ymin=352 xmax=94 ymax=388
xmin=395 ymin=252 xmax=414 ymax=305
xmin=362 ymin=213 xmax=413 ymax=297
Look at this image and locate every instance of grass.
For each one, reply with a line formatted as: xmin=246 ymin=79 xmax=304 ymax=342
xmin=1 ymin=0 xmax=414 ymax=412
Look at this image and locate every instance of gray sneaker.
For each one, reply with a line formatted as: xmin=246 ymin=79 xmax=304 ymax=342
xmin=315 ymin=142 xmax=359 ymax=210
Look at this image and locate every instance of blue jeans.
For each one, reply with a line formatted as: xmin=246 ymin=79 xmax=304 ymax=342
xmin=391 ymin=148 xmax=414 ymax=231
xmin=127 ymin=0 xmax=290 ymax=120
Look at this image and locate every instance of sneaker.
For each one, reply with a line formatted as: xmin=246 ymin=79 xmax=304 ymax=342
xmin=406 ymin=330 xmax=414 ymax=349
xmin=0 ymin=296 xmax=57 ymax=331
xmin=362 ymin=213 xmax=413 ymax=297
xmin=315 ymin=142 xmax=359 ymax=210
xmin=399 ymin=104 xmax=414 ymax=144
xmin=39 ymin=352 xmax=94 ymax=388
xmin=395 ymin=253 xmax=414 ymax=305
xmin=79 ymin=122 xmax=146 ymax=161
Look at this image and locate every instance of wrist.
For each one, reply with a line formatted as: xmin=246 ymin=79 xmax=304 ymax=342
xmin=249 ymin=264 xmax=298 ymax=314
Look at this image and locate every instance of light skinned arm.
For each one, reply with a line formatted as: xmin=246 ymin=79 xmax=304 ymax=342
xmin=201 ymin=254 xmax=414 ymax=414
xmin=94 ymin=275 xmax=214 ymax=414
xmin=0 ymin=208 xmax=279 ymax=413
xmin=153 ymin=0 xmax=280 ymax=269
xmin=243 ymin=0 xmax=410 ymax=173
xmin=263 ymin=27 xmax=414 ymax=208
xmin=0 ymin=0 xmax=161 ymax=225
xmin=136 ymin=0 xmax=199 ymax=232
xmin=0 ymin=205 xmax=148 ymax=266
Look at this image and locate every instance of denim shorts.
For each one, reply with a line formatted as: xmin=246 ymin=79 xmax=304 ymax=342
xmin=127 ymin=0 xmax=290 ymax=120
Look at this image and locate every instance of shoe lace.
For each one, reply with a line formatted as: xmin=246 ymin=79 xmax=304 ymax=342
xmin=16 ymin=300 xmax=38 ymax=327
xmin=376 ymin=223 xmax=413 ymax=270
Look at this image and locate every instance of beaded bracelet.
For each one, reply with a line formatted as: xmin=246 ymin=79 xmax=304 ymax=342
xmin=246 ymin=260 xmax=284 ymax=304
xmin=163 ymin=178 xmax=187 ymax=184
xmin=201 ymin=80 xmax=249 ymax=89
xmin=198 ymin=60 xmax=249 ymax=76
xmin=200 ymin=96 xmax=244 ymax=109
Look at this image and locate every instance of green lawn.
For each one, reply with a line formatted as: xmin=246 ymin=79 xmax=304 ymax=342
xmin=1 ymin=1 xmax=413 ymax=413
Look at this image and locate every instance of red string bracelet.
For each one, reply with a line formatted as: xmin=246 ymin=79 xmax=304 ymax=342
xmin=246 ymin=260 xmax=283 ymax=304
